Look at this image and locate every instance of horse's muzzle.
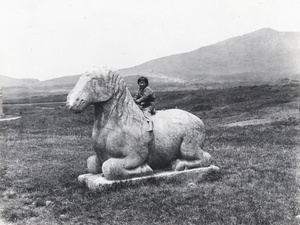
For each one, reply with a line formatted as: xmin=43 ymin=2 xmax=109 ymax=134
xmin=66 ymin=101 xmax=72 ymax=110
xmin=66 ymin=98 xmax=86 ymax=113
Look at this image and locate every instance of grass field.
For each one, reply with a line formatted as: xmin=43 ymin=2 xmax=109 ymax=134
xmin=0 ymin=83 xmax=300 ymax=224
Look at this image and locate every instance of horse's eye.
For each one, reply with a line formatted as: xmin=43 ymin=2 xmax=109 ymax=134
xmin=91 ymin=79 xmax=98 ymax=89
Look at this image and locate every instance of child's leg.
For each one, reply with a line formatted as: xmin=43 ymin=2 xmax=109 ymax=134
xmin=142 ymin=107 xmax=153 ymax=131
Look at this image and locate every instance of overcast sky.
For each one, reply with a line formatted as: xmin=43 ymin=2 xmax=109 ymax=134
xmin=1 ymin=0 xmax=300 ymax=80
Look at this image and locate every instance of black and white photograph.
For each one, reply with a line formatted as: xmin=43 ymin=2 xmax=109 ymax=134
xmin=0 ymin=0 xmax=300 ymax=224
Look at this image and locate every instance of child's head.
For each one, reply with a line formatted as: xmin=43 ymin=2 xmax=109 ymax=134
xmin=137 ymin=76 xmax=148 ymax=89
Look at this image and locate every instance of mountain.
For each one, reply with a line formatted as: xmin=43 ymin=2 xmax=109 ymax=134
xmin=1 ymin=28 xmax=299 ymax=89
xmin=120 ymin=28 xmax=300 ymax=82
xmin=39 ymin=75 xmax=81 ymax=86
xmin=35 ymin=74 xmax=184 ymax=91
xmin=0 ymin=75 xmax=39 ymax=87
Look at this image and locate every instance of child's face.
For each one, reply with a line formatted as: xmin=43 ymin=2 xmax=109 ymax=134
xmin=138 ymin=81 xmax=147 ymax=89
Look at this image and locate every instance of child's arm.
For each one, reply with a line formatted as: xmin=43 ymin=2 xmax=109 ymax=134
xmin=135 ymin=87 xmax=153 ymax=103
xmin=133 ymin=90 xmax=140 ymax=102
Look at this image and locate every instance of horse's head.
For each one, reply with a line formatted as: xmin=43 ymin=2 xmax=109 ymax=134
xmin=66 ymin=66 xmax=119 ymax=113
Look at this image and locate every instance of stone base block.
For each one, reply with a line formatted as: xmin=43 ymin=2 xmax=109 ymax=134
xmin=78 ymin=165 xmax=220 ymax=191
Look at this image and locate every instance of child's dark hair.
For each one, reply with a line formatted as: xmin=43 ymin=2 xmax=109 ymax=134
xmin=137 ymin=76 xmax=149 ymax=86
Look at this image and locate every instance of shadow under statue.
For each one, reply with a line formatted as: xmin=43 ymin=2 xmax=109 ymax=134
xmin=66 ymin=66 xmax=219 ymax=187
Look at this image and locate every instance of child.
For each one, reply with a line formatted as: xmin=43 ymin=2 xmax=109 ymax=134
xmin=133 ymin=76 xmax=156 ymax=131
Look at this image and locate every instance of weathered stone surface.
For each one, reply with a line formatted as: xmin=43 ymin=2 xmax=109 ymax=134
xmin=67 ymin=66 xmax=217 ymax=180
xmin=78 ymin=165 xmax=220 ymax=191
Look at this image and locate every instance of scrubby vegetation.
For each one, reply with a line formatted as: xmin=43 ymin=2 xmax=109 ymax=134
xmin=0 ymin=83 xmax=299 ymax=224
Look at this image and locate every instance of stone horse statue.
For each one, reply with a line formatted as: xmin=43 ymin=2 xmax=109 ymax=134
xmin=67 ymin=66 xmax=212 ymax=180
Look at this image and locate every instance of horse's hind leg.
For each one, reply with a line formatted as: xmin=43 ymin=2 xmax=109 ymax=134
xmin=102 ymin=157 xmax=153 ymax=180
xmin=172 ymin=139 xmax=211 ymax=171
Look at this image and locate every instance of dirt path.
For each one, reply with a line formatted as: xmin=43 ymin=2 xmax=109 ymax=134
xmin=4 ymin=101 xmax=65 ymax=107
xmin=223 ymin=108 xmax=299 ymax=127
xmin=0 ymin=116 xmax=21 ymax=122
xmin=223 ymin=118 xmax=273 ymax=127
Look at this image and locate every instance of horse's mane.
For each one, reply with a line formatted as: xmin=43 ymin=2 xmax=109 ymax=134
xmin=90 ymin=66 xmax=144 ymax=120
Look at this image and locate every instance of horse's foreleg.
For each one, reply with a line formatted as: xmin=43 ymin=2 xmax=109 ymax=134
xmin=102 ymin=157 xmax=153 ymax=180
xmin=87 ymin=155 xmax=102 ymax=174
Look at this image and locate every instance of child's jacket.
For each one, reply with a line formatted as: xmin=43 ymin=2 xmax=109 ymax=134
xmin=134 ymin=86 xmax=156 ymax=107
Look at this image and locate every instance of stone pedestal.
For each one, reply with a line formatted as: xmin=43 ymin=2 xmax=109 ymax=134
xmin=78 ymin=165 xmax=220 ymax=191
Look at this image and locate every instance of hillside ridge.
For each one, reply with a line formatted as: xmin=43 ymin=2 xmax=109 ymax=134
xmin=1 ymin=28 xmax=299 ymax=88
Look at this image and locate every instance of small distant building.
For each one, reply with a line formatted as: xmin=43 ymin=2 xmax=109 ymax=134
xmin=0 ymin=87 xmax=4 ymax=117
